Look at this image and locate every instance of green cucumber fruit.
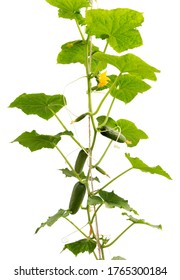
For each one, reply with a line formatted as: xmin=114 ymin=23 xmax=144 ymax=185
xmin=74 ymin=148 xmax=88 ymax=174
xmin=95 ymin=166 xmax=109 ymax=177
xmin=100 ymin=126 xmax=126 ymax=143
xmin=69 ymin=182 xmax=86 ymax=214
xmin=74 ymin=113 xmax=88 ymax=123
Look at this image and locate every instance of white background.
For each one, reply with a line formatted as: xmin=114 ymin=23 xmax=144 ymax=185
xmin=0 ymin=0 xmax=179 ymax=279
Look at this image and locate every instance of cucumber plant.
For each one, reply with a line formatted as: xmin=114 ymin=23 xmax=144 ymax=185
xmin=9 ymin=0 xmax=172 ymax=260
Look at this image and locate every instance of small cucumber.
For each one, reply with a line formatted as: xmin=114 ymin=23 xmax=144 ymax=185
xmin=100 ymin=126 xmax=126 ymax=143
xmin=74 ymin=148 xmax=88 ymax=174
xmin=72 ymin=113 xmax=88 ymax=123
xmin=95 ymin=166 xmax=110 ymax=177
xmin=69 ymin=182 xmax=86 ymax=214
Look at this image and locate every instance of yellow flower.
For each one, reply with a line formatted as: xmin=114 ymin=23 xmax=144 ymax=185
xmin=97 ymin=71 xmax=110 ymax=88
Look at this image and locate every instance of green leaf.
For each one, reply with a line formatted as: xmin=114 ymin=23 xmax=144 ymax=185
xmin=125 ymin=153 xmax=172 ymax=180
xmin=99 ymin=190 xmax=138 ymax=214
xmin=57 ymin=40 xmax=106 ymax=72
xmin=88 ymin=195 xmax=103 ymax=205
xmin=57 ymin=40 xmax=89 ymax=64
xmin=93 ymin=52 xmax=160 ymax=81
xmin=9 ymin=93 xmax=66 ymax=120
xmin=63 ymin=239 xmax=96 ymax=256
xmin=97 ymin=115 xmax=117 ymax=129
xmin=122 ymin=212 xmax=162 ymax=230
xmin=86 ymin=8 xmax=144 ymax=53
xmin=60 ymin=168 xmax=86 ymax=179
xmin=46 ymin=0 xmax=90 ymax=20
xmin=60 ymin=168 xmax=99 ymax=182
xmin=111 ymin=74 xmax=151 ymax=103
xmin=60 ymin=168 xmax=76 ymax=177
xmin=112 ymin=256 xmax=126 ymax=260
xmin=93 ymin=176 xmax=100 ymax=183
xmin=97 ymin=116 xmax=148 ymax=147
xmin=12 ymin=130 xmax=72 ymax=152
xmin=116 ymin=119 xmax=148 ymax=147
xmin=35 ymin=209 xmax=70 ymax=233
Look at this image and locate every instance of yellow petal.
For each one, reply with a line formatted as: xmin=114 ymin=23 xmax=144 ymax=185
xmin=98 ymin=71 xmax=110 ymax=88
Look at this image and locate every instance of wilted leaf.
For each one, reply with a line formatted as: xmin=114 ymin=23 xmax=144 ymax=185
xmin=112 ymin=256 xmax=126 ymax=260
xmin=35 ymin=209 xmax=70 ymax=233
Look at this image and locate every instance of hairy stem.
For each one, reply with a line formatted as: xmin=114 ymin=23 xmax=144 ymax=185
xmin=98 ymin=97 xmax=116 ymax=129
xmin=50 ymin=109 xmax=84 ymax=150
xmin=94 ymin=140 xmax=113 ymax=167
xmin=90 ymin=204 xmax=103 ymax=224
xmin=94 ymin=167 xmax=133 ymax=194
xmin=65 ymin=217 xmax=89 ymax=239
xmin=55 ymin=145 xmax=82 ymax=182
xmin=103 ymin=223 xmax=134 ymax=248
xmin=75 ymin=20 xmax=85 ymax=41
xmin=86 ymin=32 xmax=103 ymax=260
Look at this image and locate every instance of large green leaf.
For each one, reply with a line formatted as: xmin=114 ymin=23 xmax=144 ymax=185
xmin=86 ymin=8 xmax=144 ymax=53
xmin=111 ymin=74 xmax=151 ymax=103
xmin=125 ymin=153 xmax=172 ymax=179
xmin=9 ymin=93 xmax=66 ymax=120
xmin=12 ymin=130 xmax=72 ymax=152
xmin=93 ymin=52 xmax=160 ymax=81
xmin=57 ymin=40 xmax=106 ymax=72
xmin=116 ymin=119 xmax=148 ymax=147
xmin=63 ymin=239 xmax=96 ymax=256
xmin=46 ymin=0 xmax=90 ymax=20
xmin=97 ymin=116 xmax=148 ymax=147
xmin=122 ymin=213 xmax=162 ymax=230
xmin=99 ymin=190 xmax=138 ymax=214
xmin=35 ymin=209 xmax=70 ymax=233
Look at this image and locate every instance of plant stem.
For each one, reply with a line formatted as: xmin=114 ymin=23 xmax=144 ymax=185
xmin=90 ymin=204 xmax=103 ymax=224
xmin=86 ymin=32 xmax=103 ymax=260
xmin=75 ymin=20 xmax=85 ymax=41
xmin=55 ymin=145 xmax=82 ymax=182
xmin=98 ymin=97 xmax=116 ymax=129
xmin=94 ymin=167 xmax=133 ymax=194
xmin=93 ymin=251 xmax=98 ymax=260
xmin=103 ymin=40 xmax=109 ymax=53
xmin=93 ymin=39 xmax=109 ymax=76
xmin=103 ymin=223 xmax=134 ymax=248
xmin=92 ymin=75 xmax=120 ymax=116
xmin=50 ymin=109 xmax=84 ymax=150
xmin=101 ymin=247 xmax=105 ymax=260
xmin=55 ymin=145 xmax=74 ymax=170
xmin=65 ymin=217 xmax=89 ymax=239
xmin=94 ymin=140 xmax=113 ymax=167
